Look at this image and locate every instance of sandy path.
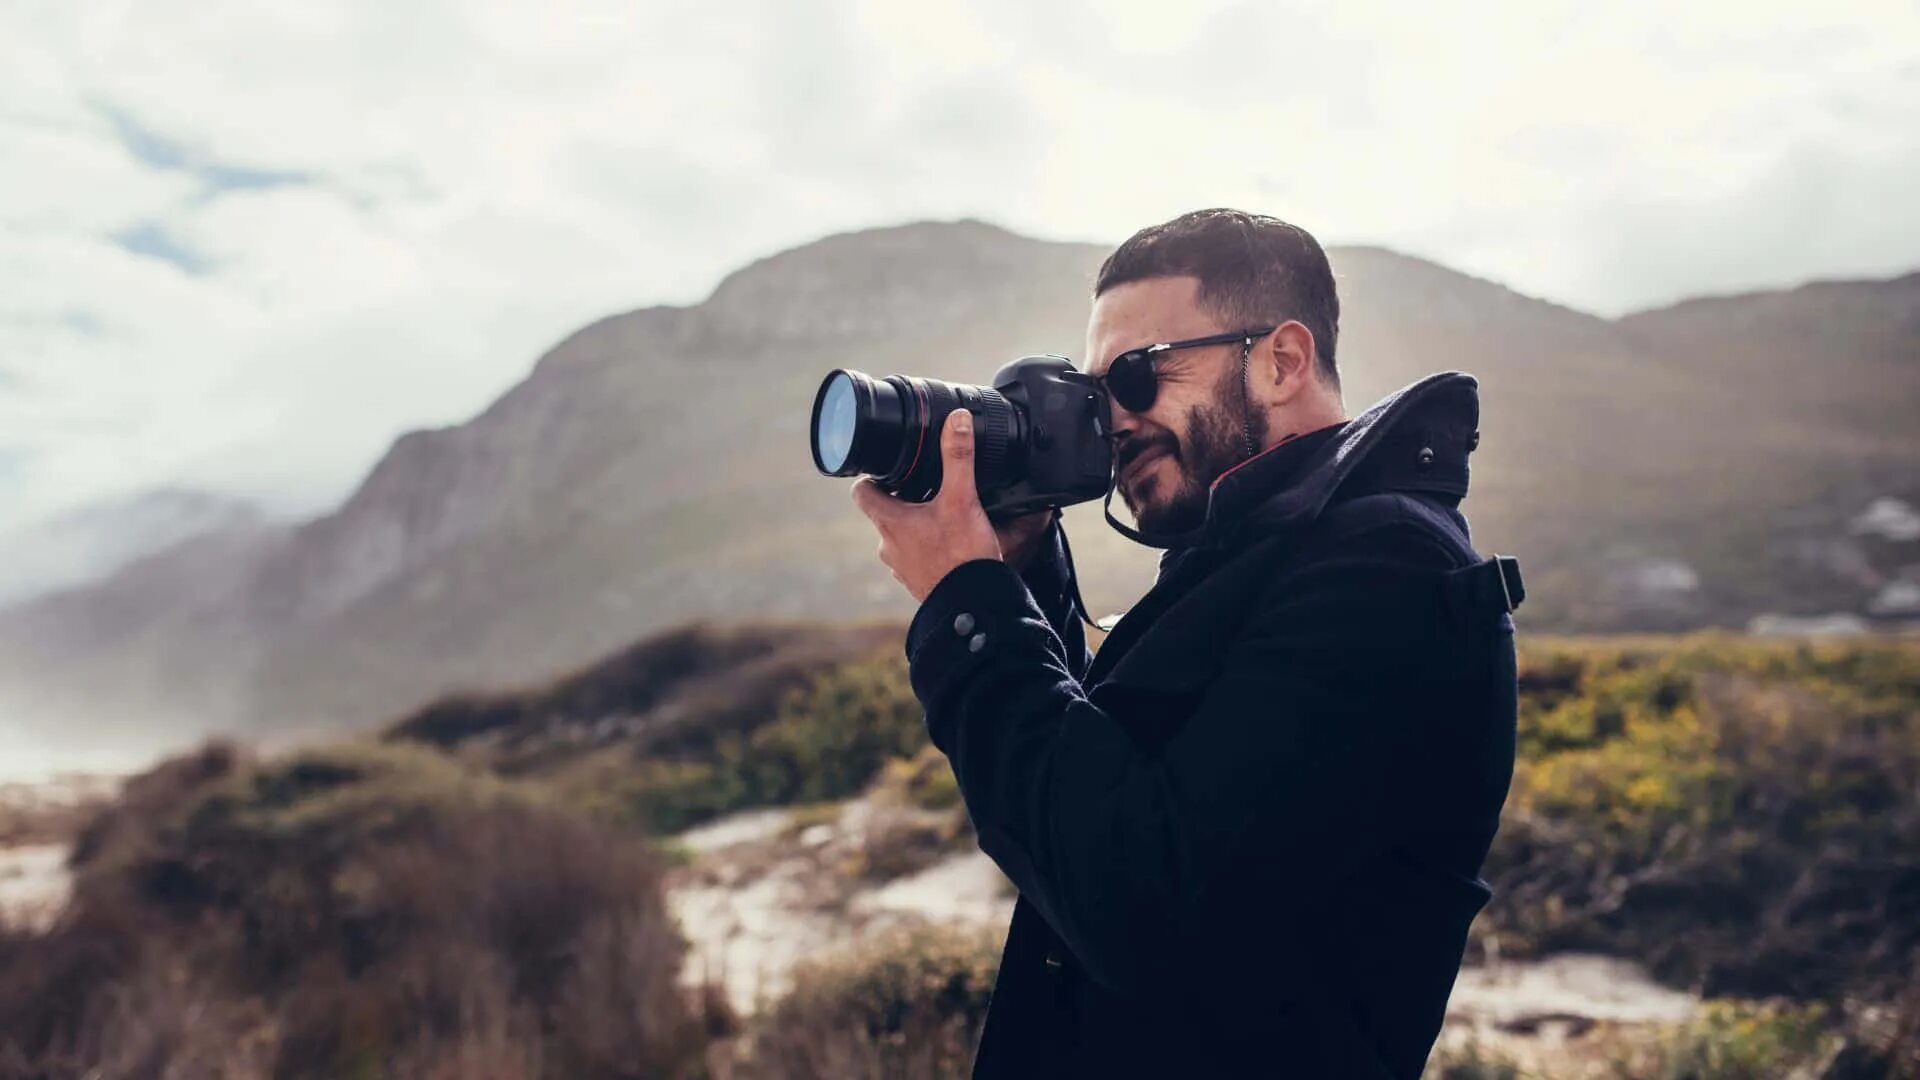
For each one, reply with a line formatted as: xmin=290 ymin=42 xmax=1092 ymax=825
xmin=0 ymin=843 xmax=72 ymax=931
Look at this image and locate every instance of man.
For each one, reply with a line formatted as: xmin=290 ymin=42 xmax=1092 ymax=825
xmin=852 ymin=209 xmax=1520 ymax=1078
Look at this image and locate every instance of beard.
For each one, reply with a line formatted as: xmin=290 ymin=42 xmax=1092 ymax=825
xmin=1120 ymin=359 xmax=1269 ymax=535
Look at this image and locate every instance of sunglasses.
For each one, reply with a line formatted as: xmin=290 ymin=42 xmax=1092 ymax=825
xmin=1099 ymin=327 xmax=1277 ymax=414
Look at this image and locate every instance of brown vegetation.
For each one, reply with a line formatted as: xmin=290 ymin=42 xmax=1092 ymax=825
xmin=737 ymin=923 xmax=999 ymax=1080
xmin=1480 ymin=636 xmax=1920 ymax=1006
xmin=0 ymin=783 xmax=112 ymax=849
xmin=0 ymin=742 xmax=721 ymax=1079
xmin=389 ymin=623 xmax=923 ymax=835
xmin=390 ymin=621 xmax=902 ymax=759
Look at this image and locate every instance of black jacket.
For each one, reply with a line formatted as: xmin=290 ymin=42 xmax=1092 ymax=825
xmin=904 ymin=371 xmax=1521 ymax=1078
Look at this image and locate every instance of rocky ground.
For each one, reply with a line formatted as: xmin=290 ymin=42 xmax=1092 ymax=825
xmin=0 ymin=772 xmax=116 ymax=932
xmin=666 ymin=800 xmax=1014 ymax=1016
xmin=0 ymin=842 xmax=69 ymax=933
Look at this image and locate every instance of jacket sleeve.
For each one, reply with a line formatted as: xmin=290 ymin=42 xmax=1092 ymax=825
xmin=904 ymin=527 xmax=1456 ymax=995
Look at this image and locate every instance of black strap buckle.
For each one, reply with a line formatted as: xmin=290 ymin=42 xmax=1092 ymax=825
xmin=1492 ymin=554 xmax=1524 ymax=613
xmin=1443 ymin=554 xmax=1525 ymax=630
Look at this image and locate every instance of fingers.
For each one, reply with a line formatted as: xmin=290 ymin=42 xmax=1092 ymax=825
xmin=936 ymin=408 xmax=977 ymax=509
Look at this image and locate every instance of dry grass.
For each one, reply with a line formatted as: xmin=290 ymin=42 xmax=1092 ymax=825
xmin=737 ymin=923 xmax=999 ymax=1080
xmin=0 ymin=742 xmax=724 ymax=1079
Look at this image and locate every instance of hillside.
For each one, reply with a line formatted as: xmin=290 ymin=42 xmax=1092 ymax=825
xmin=0 ymin=489 xmax=269 ymax=607
xmin=1 ymin=220 xmax=1916 ymax=748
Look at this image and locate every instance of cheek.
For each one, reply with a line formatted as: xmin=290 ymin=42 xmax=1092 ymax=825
xmin=1139 ymin=408 xmax=1187 ymax=457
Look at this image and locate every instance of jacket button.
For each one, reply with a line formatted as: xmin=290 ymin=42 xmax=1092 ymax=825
xmin=953 ymin=612 xmax=975 ymax=636
xmin=1417 ymin=446 xmax=1435 ymax=468
xmin=1043 ymin=951 xmax=1065 ymax=974
xmin=1467 ymin=430 xmax=1481 ymax=452
xmin=969 ymin=632 xmax=988 ymax=653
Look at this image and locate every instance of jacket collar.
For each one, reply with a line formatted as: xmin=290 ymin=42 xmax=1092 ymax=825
xmin=1118 ymin=371 xmax=1482 ymax=553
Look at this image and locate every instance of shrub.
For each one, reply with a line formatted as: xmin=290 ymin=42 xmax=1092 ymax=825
xmin=846 ymin=747 xmax=975 ymax=881
xmin=742 ymin=923 xmax=1000 ymax=1080
xmin=1482 ymin=637 xmax=1920 ymax=1002
xmin=848 ymin=810 xmax=967 ymax=884
xmin=387 ymin=621 xmax=902 ymax=762
xmin=741 ymin=655 xmax=928 ymax=806
xmin=1422 ymin=1036 xmax=1526 ymax=1080
xmin=1606 ymin=1000 xmax=1841 ymax=1079
xmin=0 ymin=742 xmax=718 ymax=1079
xmin=884 ymin=745 xmax=964 ymax=813
xmin=590 ymin=652 xmax=928 ymax=834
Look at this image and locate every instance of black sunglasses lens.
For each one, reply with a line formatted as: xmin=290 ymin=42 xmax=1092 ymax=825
xmin=1107 ymin=352 xmax=1155 ymax=412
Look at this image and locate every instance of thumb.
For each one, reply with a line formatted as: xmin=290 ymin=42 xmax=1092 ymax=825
xmin=938 ymin=408 xmax=978 ymax=507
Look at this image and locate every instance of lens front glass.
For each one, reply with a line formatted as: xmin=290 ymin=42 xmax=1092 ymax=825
xmin=815 ymin=372 xmax=859 ymax=473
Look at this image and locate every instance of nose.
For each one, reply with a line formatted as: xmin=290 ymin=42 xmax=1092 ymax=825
xmin=1103 ymin=391 xmax=1142 ymax=443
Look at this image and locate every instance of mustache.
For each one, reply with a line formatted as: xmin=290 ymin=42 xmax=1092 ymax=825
xmin=1116 ymin=433 xmax=1179 ymax=477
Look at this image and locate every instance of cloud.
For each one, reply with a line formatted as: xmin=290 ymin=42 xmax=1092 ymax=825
xmin=0 ymin=0 xmax=1915 ymax=531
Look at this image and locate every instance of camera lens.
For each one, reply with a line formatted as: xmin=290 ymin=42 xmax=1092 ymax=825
xmin=814 ymin=371 xmax=859 ymax=473
xmin=810 ymin=369 xmax=909 ymax=478
xmin=810 ymin=369 xmax=1020 ymax=503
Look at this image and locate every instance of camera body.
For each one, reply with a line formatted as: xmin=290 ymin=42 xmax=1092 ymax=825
xmin=810 ymin=355 xmax=1113 ymax=519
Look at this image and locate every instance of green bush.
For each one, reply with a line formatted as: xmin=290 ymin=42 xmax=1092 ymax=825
xmin=742 ymin=655 xmax=928 ymax=805
xmin=1484 ymin=636 xmax=1920 ymax=1002
xmin=1607 ymin=1000 xmax=1840 ymax=1079
xmin=886 ymin=745 xmax=964 ymax=812
xmin=598 ymin=653 xmax=927 ymax=834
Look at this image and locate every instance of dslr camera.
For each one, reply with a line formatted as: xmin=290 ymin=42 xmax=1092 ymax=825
xmin=809 ymin=356 xmax=1114 ymax=519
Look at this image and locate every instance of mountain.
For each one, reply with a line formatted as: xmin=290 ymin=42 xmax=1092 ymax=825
xmin=1 ymin=220 xmax=1915 ymax=755
xmin=0 ymin=490 xmax=268 ymax=606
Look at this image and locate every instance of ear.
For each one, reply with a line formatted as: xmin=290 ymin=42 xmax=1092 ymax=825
xmin=1253 ymin=320 xmax=1318 ymax=406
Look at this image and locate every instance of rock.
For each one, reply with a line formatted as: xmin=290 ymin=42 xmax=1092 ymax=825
xmin=674 ymin=808 xmax=794 ymax=854
xmin=1868 ymin=577 xmax=1920 ymax=616
xmin=1852 ymin=497 xmax=1920 ymax=542
xmin=1445 ymin=954 xmax=1698 ymax=1029
xmin=1747 ymin=613 xmax=1872 ymax=637
xmin=1605 ymin=556 xmax=1701 ymax=606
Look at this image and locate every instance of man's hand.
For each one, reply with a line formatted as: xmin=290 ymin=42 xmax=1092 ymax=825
xmin=853 ymin=409 xmax=1039 ymax=603
xmin=995 ymin=506 xmax=1056 ymax=573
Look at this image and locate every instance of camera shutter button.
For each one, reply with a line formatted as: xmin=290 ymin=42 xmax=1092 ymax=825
xmin=953 ymin=613 xmax=975 ymax=636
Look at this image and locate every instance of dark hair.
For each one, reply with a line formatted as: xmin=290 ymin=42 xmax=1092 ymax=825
xmin=1095 ymin=208 xmax=1341 ymax=386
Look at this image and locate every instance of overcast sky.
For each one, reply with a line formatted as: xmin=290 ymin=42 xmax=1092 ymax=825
xmin=2 ymin=0 xmax=1916 ymax=531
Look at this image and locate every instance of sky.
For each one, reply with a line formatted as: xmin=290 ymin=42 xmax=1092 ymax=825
xmin=2 ymin=0 xmax=1917 ymax=533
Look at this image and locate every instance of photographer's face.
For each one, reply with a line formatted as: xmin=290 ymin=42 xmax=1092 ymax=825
xmin=1086 ymin=276 xmax=1265 ymax=535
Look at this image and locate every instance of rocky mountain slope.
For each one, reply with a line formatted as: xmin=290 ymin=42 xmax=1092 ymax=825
xmin=1 ymin=220 xmax=1915 ymax=751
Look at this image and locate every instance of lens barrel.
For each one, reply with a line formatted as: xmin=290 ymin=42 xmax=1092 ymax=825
xmin=809 ymin=368 xmax=1020 ymax=503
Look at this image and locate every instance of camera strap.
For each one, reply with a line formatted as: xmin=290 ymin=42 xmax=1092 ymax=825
xmin=1052 ymin=512 xmax=1117 ymax=632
